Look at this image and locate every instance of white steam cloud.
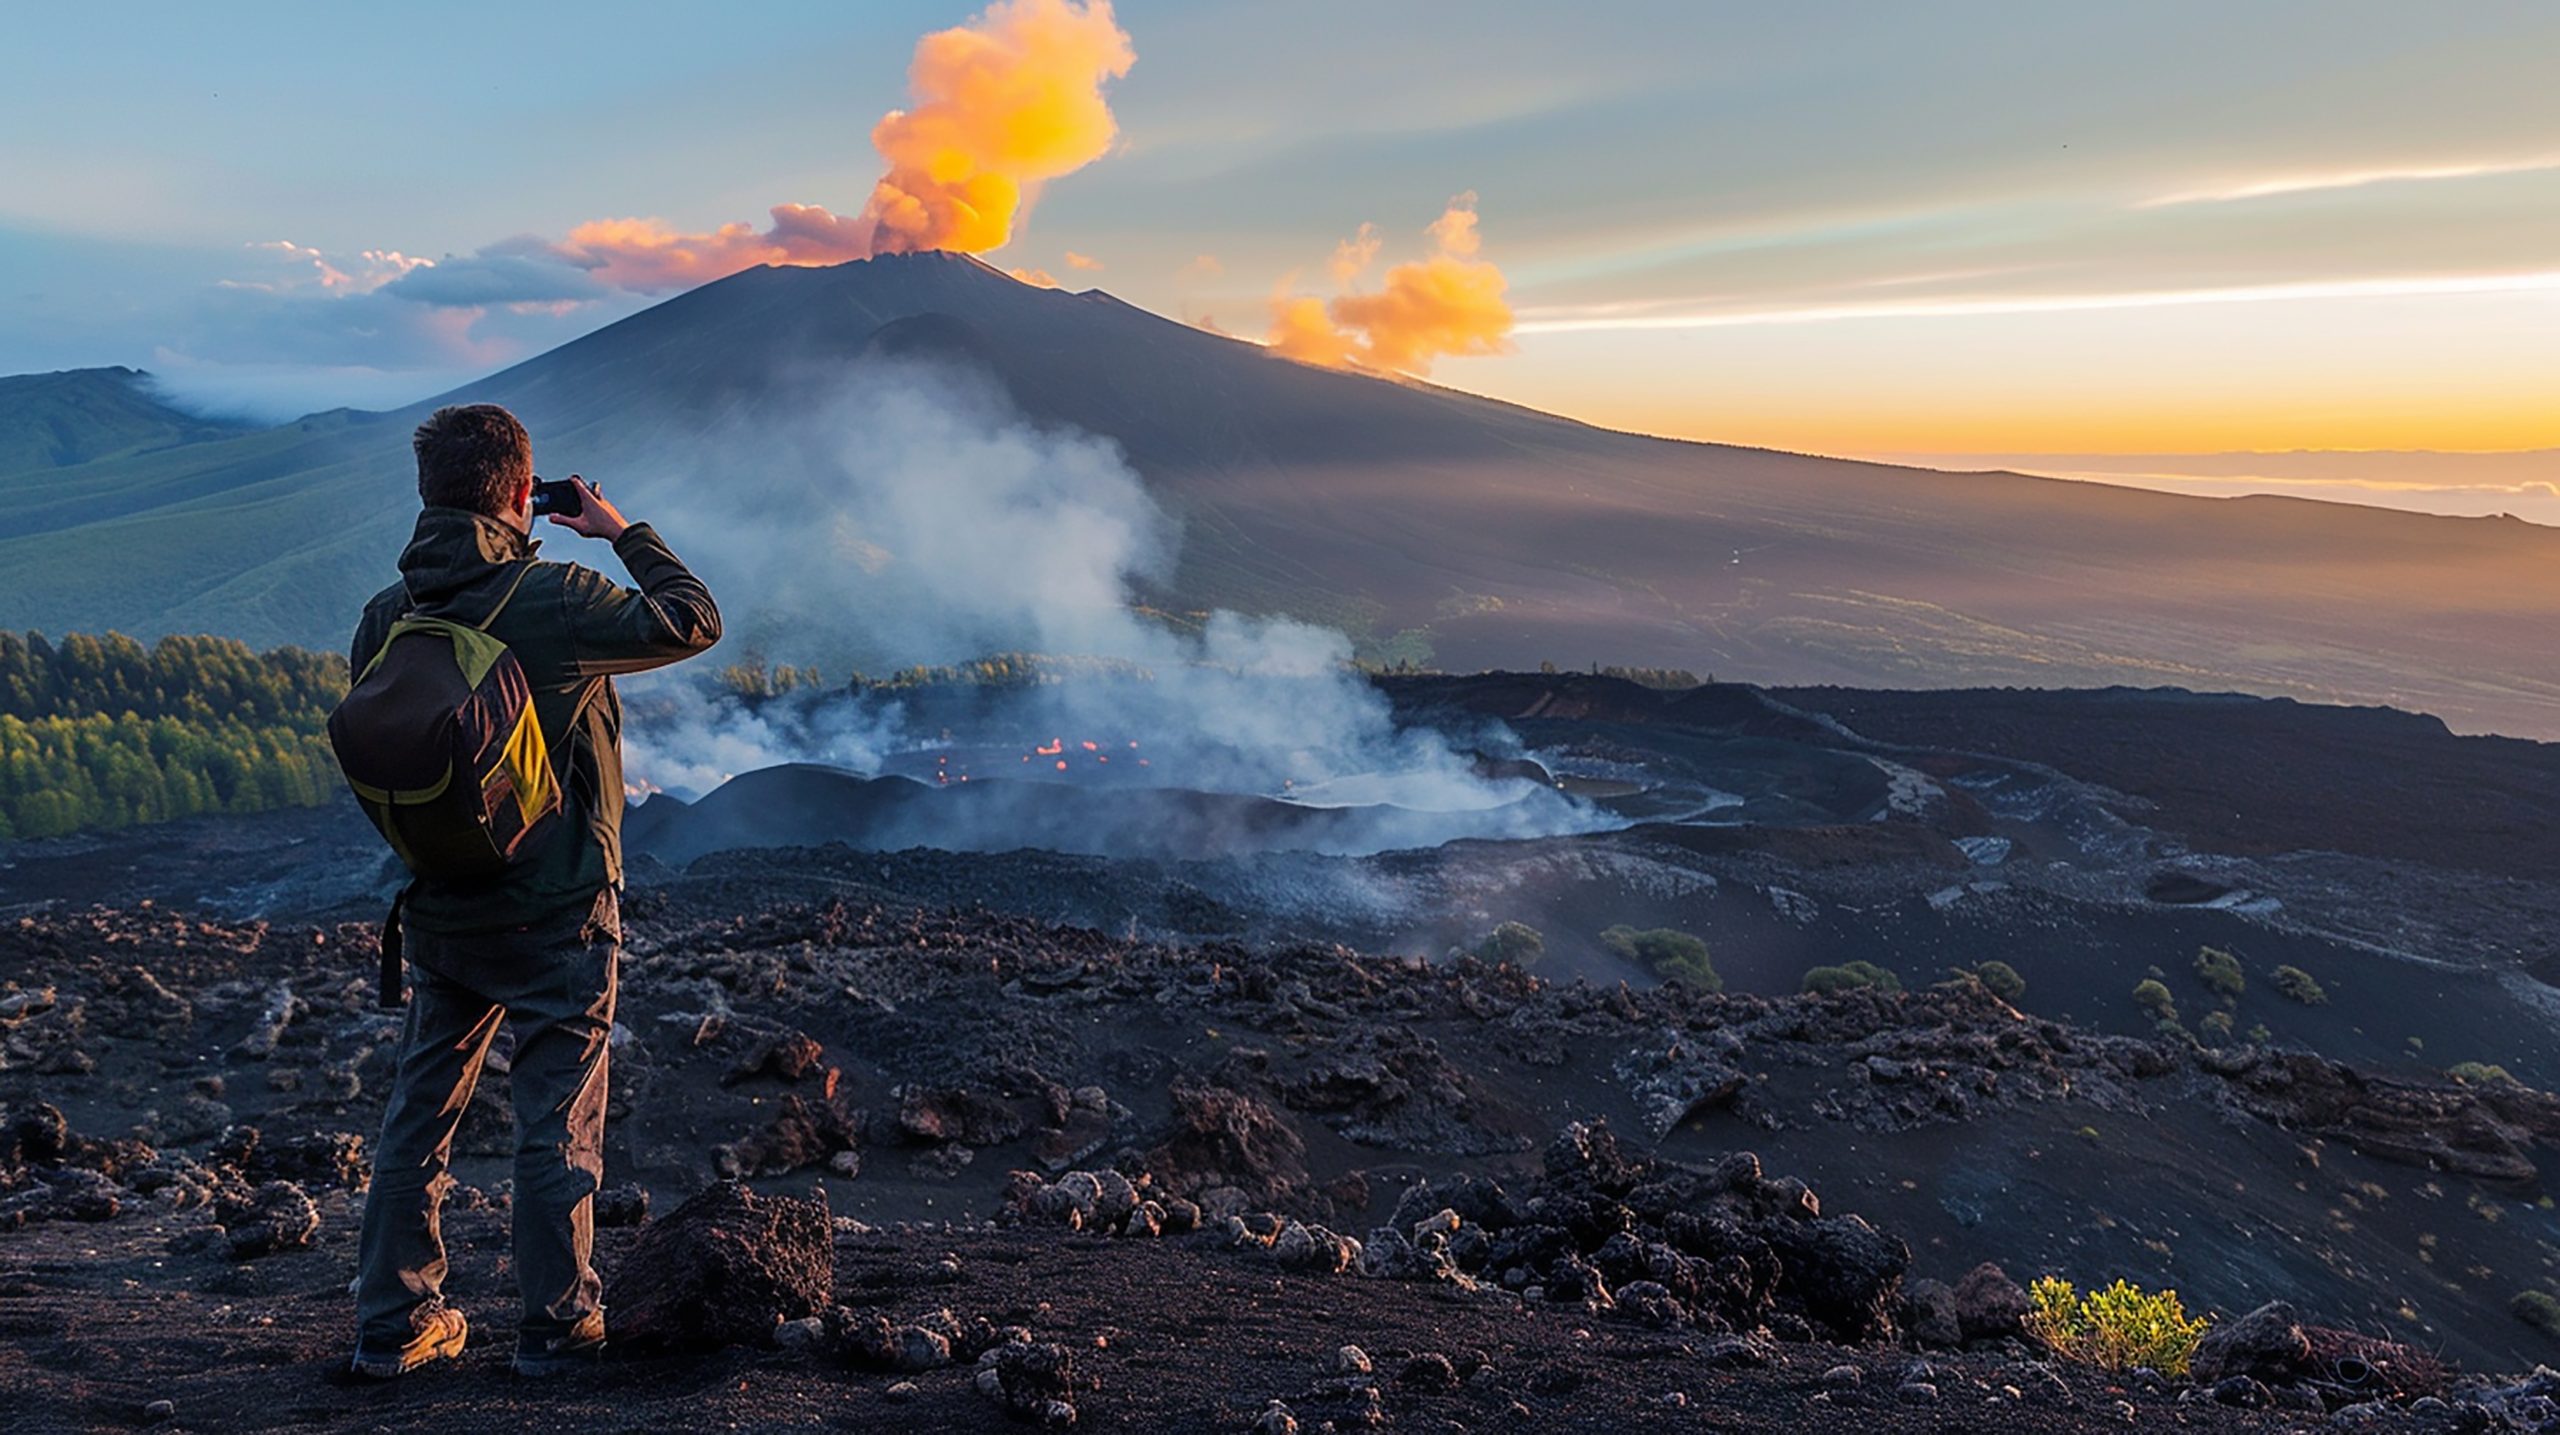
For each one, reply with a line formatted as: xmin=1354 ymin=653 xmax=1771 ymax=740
xmin=610 ymin=355 xmax=1605 ymax=856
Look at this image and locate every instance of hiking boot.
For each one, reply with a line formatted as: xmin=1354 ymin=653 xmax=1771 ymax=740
xmin=514 ymin=1311 xmax=607 ymax=1376
xmin=350 ymin=1306 xmax=469 ymax=1379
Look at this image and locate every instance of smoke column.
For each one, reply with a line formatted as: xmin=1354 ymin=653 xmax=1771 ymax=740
xmin=613 ymin=355 xmax=1605 ymax=853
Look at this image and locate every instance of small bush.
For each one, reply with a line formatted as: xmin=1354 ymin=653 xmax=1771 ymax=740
xmin=2248 ymin=1023 xmax=2272 ymax=1044
xmin=1803 ymin=960 xmax=1902 ymax=996
xmin=2513 ymin=1289 xmax=2560 ymax=1336
xmin=1971 ymin=960 xmax=2026 ymax=1002
xmin=1599 ymin=925 xmax=1722 ymax=992
xmin=1472 ymin=921 xmax=1546 ymax=968
xmin=2132 ymin=979 xmax=2178 ymax=1023
xmin=2271 ymin=965 xmax=2329 ymax=1006
xmin=2027 ymin=1276 xmax=2209 ymax=1376
xmin=2450 ymin=1062 xmax=2518 ymax=1086
xmin=2199 ymin=1010 xmax=2235 ymax=1040
xmin=2193 ymin=946 xmax=2246 ymax=999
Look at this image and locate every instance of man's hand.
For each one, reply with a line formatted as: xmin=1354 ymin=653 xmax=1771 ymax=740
xmin=547 ymin=475 xmax=630 ymax=542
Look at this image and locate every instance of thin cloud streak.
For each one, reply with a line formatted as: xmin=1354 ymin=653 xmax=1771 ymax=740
xmin=2138 ymin=153 xmax=2560 ymax=207
xmin=1515 ymin=270 xmax=2560 ymax=334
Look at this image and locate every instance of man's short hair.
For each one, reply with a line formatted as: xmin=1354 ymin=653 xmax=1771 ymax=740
xmin=413 ymin=404 xmax=531 ymax=516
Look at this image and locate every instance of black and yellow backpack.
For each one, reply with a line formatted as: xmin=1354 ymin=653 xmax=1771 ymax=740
xmin=329 ymin=561 xmax=562 ymax=1001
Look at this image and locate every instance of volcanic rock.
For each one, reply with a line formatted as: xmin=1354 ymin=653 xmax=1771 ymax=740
xmin=1954 ymin=1261 xmax=2031 ymax=1342
xmin=981 ymin=1340 xmax=1090 ymax=1425
xmin=215 ymin=1180 xmax=318 ymax=1258
xmin=1271 ymin=1220 xmax=1360 ymax=1274
xmin=596 ymin=1181 xmax=652 ymax=1227
xmin=2191 ymin=1302 xmax=2314 ymax=1386
xmin=1902 ymin=1277 xmax=1962 ymax=1348
xmin=2215 ymin=1050 xmax=2560 ymax=1192
xmin=603 ymin=1181 xmax=834 ymax=1351
xmin=893 ymin=1084 xmax=1030 ymax=1147
xmin=715 ymin=1092 xmax=859 ymax=1179
xmin=723 ymin=1029 xmax=826 ymax=1085
xmin=1767 ymin=1214 xmax=1910 ymax=1342
xmin=1143 ymin=1081 xmax=1310 ymax=1214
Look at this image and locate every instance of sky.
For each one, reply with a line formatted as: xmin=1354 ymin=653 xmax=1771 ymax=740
xmin=5 ymin=0 xmax=2557 ymax=513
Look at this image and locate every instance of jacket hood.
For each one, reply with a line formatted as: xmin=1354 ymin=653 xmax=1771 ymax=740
xmin=398 ymin=506 xmax=542 ymax=618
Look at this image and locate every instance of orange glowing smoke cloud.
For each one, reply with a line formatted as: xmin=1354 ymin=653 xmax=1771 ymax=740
xmin=559 ymin=0 xmax=1133 ymax=293
xmin=1264 ymin=195 xmax=1515 ymax=375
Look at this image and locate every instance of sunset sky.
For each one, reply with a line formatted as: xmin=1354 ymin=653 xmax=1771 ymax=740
xmin=5 ymin=1 xmax=2554 ymax=508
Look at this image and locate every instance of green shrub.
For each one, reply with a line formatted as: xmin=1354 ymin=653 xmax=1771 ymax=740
xmin=1471 ymin=921 xmax=1546 ymax=968
xmin=1971 ymin=960 xmax=2026 ymax=1002
xmin=2193 ymin=946 xmax=2246 ymax=999
xmin=2450 ymin=1062 xmax=2518 ymax=1086
xmin=2513 ymin=1289 xmax=2560 ymax=1336
xmin=2132 ymin=979 xmax=2178 ymax=1023
xmin=2199 ymin=1010 xmax=2234 ymax=1040
xmin=1802 ymin=961 xmax=1902 ymax=996
xmin=2027 ymin=1276 xmax=2209 ymax=1376
xmin=2271 ymin=965 xmax=2329 ymax=1005
xmin=1599 ymin=926 xmax=1722 ymax=991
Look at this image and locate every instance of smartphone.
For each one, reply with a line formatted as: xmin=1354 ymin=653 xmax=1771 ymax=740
xmin=531 ymin=476 xmax=584 ymax=518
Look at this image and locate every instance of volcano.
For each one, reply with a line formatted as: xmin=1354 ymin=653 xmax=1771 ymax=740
xmin=9 ymin=252 xmax=2560 ymax=735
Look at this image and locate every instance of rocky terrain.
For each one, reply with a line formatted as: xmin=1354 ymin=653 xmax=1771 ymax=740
xmin=7 ymin=673 xmax=2560 ymax=1430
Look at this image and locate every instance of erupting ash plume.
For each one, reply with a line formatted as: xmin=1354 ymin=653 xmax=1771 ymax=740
xmin=862 ymin=0 xmax=1134 ymax=255
xmin=1265 ymin=195 xmax=1516 ymax=375
xmin=532 ymin=0 xmax=1132 ymax=293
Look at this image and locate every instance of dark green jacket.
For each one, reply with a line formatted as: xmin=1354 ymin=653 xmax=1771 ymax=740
xmin=352 ymin=506 xmax=721 ymax=933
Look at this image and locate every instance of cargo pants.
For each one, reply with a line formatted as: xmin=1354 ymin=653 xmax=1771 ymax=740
xmin=354 ymin=888 xmax=618 ymax=1351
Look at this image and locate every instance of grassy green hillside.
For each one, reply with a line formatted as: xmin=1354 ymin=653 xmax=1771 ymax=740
xmin=0 ymin=367 xmax=253 ymax=479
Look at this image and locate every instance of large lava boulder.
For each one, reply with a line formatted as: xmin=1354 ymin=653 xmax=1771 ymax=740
xmin=604 ymin=1181 xmax=834 ymax=1350
xmin=2189 ymin=1301 xmax=2312 ymax=1386
xmin=1766 ymin=1213 xmax=1911 ymax=1342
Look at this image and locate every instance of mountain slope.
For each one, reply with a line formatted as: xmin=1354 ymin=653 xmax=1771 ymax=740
xmin=6 ymin=254 xmax=2560 ymax=735
xmin=0 ymin=367 xmax=255 ymax=485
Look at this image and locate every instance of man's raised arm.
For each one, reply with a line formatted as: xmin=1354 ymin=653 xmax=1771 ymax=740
xmin=549 ymin=478 xmax=722 ymax=677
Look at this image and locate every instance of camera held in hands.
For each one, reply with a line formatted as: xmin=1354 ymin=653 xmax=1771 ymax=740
xmin=531 ymin=476 xmax=585 ymax=518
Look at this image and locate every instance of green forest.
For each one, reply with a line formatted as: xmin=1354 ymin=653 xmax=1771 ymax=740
xmin=0 ymin=631 xmax=346 ymax=840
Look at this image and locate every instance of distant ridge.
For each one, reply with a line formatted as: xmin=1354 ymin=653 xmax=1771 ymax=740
xmin=0 ymin=367 xmax=257 ymax=480
xmin=7 ymin=253 xmax=2560 ymax=737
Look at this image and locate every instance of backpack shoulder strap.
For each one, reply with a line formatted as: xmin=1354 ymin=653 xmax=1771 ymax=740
xmin=475 ymin=559 xmax=541 ymax=633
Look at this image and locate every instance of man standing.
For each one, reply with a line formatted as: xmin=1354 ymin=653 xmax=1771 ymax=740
xmin=347 ymin=404 xmax=719 ymax=1378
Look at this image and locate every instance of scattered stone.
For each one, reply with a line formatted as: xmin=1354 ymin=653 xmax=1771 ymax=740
xmin=602 ymin=1181 xmax=834 ymax=1351
xmin=142 ymin=1399 xmax=174 ymax=1423
xmin=724 ymin=1029 xmax=826 ymax=1085
xmin=2209 ymin=1376 xmax=2271 ymax=1409
xmin=1821 ymin=1364 xmax=1862 ymax=1390
xmin=978 ymin=1340 xmax=1090 ymax=1425
xmin=232 ymin=982 xmax=301 ymax=1060
xmin=1952 ymin=1262 xmax=2030 ymax=1342
xmin=1252 ymin=1400 xmax=1298 ymax=1435
xmin=1397 ymin=1352 xmax=1457 ymax=1391
xmin=885 ymin=1381 xmax=920 ymax=1402
xmin=1902 ymin=1276 xmax=1961 ymax=1348
xmin=1698 ymin=1334 xmax=1776 ymax=1369
xmin=1332 ymin=1345 xmax=1373 ymax=1376
xmin=216 ymin=1181 xmax=318 ymax=1259
xmin=1271 ymin=1221 xmax=1360 ymax=1274
xmin=773 ymin=1316 xmax=828 ymax=1352
xmin=2192 ymin=1301 xmax=2313 ymax=1386
xmin=596 ymin=1181 xmax=651 ymax=1228
xmin=891 ymin=1325 xmax=953 ymax=1371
